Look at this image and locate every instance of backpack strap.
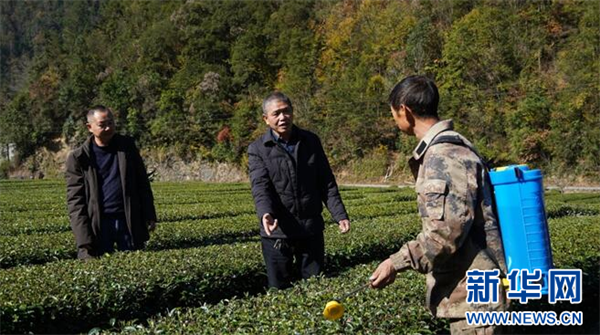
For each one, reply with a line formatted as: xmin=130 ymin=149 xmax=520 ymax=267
xmin=430 ymin=134 xmax=492 ymax=170
xmin=429 ymin=134 xmax=507 ymax=276
xmin=430 ymin=134 xmax=464 ymax=146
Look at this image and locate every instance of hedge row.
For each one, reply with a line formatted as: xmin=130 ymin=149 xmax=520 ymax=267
xmin=0 ymin=213 xmax=258 ymax=268
xmin=2 ymin=197 xmax=596 ymax=268
xmin=0 ymin=213 xmax=421 ymax=334
xmin=151 ymin=184 xmax=398 ymax=205
xmin=0 ymin=181 xmax=252 ymax=230
xmin=545 ymin=202 xmax=600 ymax=219
xmin=118 ymin=263 xmax=447 ymax=335
xmin=1 ymin=213 xmax=69 ymax=236
xmin=118 ymin=215 xmax=600 ymax=335
xmin=0 ymin=198 xmax=418 ymax=268
xmin=2 ymin=180 xmax=595 ymax=206
xmin=0 ymin=185 xmax=412 ymax=236
xmin=2 ymin=185 xmax=596 ymax=271
xmin=0 ymin=201 xmax=257 ymax=236
xmin=2 ymin=199 xmax=594 ymax=238
xmin=153 ymin=185 xmax=403 ymax=203
xmin=0 ymin=200 xmax=420 ymax=269
xmin=544 ymin=191 xmax=600 ymax=204
xmin=7 ymin=180 xmax=595 ymax=238
xmin=158 ymin=201 xmax=256 ymax=221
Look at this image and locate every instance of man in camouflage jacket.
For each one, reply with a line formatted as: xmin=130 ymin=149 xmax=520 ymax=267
xmin=370 ymin=76 xmax=508 ymax=335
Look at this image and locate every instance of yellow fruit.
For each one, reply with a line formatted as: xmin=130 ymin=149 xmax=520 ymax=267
xmin=323 ymin=300 xmax=344 ymax=320
xmin=502 ymin=278 xmax=510 ymax=289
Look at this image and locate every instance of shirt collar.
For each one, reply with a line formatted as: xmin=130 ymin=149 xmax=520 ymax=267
xmin=270 ymin=128 xmax=281 ymax=142
xmin=269 ymin=127 xmax=297 ymax=144
xmin=412 ymin=119 xmax=454 ymax=160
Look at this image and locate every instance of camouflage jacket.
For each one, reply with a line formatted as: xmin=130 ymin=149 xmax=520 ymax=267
xmin=389 ymin=120 xmax=508 ymax=318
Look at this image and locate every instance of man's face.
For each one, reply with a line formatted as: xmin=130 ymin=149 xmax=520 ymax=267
xmin=263 ymin=100 xmax=293 ymax=138
xmin=391 ymin=104 xmax=414 ymax=135
xmin=87 ymin=111 xmax=116 ymax=144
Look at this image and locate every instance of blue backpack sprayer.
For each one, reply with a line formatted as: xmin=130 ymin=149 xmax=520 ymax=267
xmin=489 ymin=165 xmax=554 ymax=294
xmin=431 ymin=135 xmax=554 ymax=294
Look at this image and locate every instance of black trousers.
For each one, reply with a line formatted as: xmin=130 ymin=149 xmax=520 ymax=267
xmin=261 ymin=234 xmax=325 ymax=289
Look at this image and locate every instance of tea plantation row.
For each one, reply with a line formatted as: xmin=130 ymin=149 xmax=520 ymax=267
xmin=0 ymin=186 xmax=411 ymax=236
xmin=1 ymin=213 xmax=422 ymax=333
xmin=0 ymin=181 xmax=598 ymax=334
xmin=118 ymin=215 xmax=599 ymax=334
xmin=0 ymin=201 xmax=418 ymax=268
xmin=2 ymin=202 xmax=596 ymax=268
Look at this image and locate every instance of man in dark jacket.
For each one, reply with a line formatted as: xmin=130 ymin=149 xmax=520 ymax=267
xmin=66 ymin=105 xmax=157 ymax=260
xmin=248 ymin=92 xmax=351 ymax=289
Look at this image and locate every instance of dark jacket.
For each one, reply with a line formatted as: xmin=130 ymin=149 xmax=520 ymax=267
xmin=66 ymin=134 xmax=157 ymax=252
xmin=248 ymin=126 xmax=348 ymax=238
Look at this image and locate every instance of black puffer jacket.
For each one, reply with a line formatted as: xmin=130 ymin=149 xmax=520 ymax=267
xmin=248 ymin=126 xmax=348 ymax=238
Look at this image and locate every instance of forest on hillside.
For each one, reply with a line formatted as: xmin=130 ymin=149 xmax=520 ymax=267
xmin=0 ymin=0 xmax=598 ymax=179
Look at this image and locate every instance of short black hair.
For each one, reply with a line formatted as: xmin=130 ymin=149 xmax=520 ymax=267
xmin=86 ymin=105 xmax=113 ymax=123
xmin=262 ymin=91 xmax=293 ymax=115
xmin=388 ymin=75 xmax=439 ymax=119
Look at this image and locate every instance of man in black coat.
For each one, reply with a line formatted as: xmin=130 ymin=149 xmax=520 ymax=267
xmin=66 ymin=105 xmax=157 ymax=260
xmin=248 ymin=92 xmax=351 ymax=289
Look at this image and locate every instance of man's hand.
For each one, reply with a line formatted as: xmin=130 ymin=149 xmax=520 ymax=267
xmin=148 ymin=221 xmax=157 ymax=232
xmin=369 ymin=258 xmax=397 ymax=289
xmin=262 ymin=213 xmax=278 ymax=236
xmin=338 ymin=219 xmax=350 ymax=234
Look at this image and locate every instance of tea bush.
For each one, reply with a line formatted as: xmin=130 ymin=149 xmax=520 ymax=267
xmin=0 ymin=181 xmax=418 ymax=268
xmin=119 ymin=263 xmax=448 ymax=335
xmin=0 ymin=180 xmax=597 ymax=334
xmin=0 ymin=214 xmax=420 ymax=333
xmin=118 ymin=215 xmax=600 ymax=334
